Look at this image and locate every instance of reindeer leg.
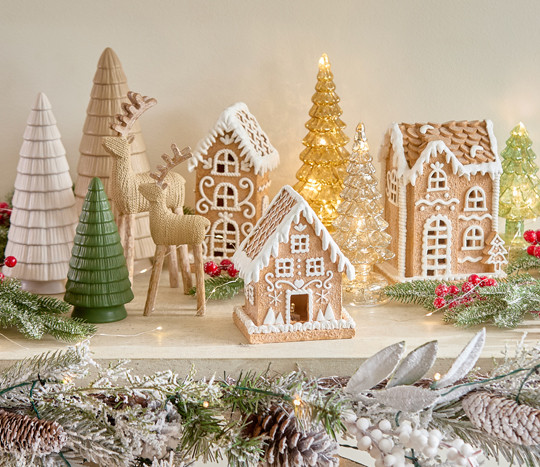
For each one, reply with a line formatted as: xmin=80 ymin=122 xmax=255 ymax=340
xmin=178 ymin=244 xmax=193 ymax=294
xmin=144 ymin=245 xmax=167 ymax=316
xmin=168 ymin=246 xmax=180 ymax=288
xmin=193 ymin=243 xmax=206 ymax=316
xmin=125 ymin=214 xmax=136 ymax=285
xmin=117 ymin=214 xmax=126 ymax=248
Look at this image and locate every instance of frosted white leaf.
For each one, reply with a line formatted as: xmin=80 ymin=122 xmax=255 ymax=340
xmin=387 ymin=340 xmax=438 ymax=388
xmin=372 ymin=386 xmax=440 ymax=412
xmin=433 ymin=329 xmax=486 ymax=389
xmin=345 ymin=342 xmax=405 ymax=397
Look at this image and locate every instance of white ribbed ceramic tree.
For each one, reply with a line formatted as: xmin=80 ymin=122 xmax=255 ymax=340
xmin=3 ymin=93 xmax=78 ymax=294
xmin=74 ymin=47 xmax=155 ymax=261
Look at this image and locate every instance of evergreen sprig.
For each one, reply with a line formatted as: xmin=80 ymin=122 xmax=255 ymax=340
xmin=384 ymin=275 xmax=540 ymax=328
xmin=0 ymin=278 xmax=96 ymax=341
xmin=506 ymin=250 xmax=540 ymax=274
xmin=188 ymin=276 xmax=244 ymax=300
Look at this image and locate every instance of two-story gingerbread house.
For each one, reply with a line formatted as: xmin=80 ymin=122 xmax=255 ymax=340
xmin=189 ymin=103 xmax=279 ymax=258
xmin=232 ymin=185 xmax=356 ymax=343
xmin=379 ymin=120 xmax=507 ymax=281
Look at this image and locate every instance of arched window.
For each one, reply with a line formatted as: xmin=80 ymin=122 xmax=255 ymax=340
xmin=210 ymin=218 xmax=239 ymax=257
xmin=463 ymin=226 xmax=484 ymax=250
xmin=212 ymin=149 xmax=239 ymax=175
xmin=428 ymin=162 xmax=447 ymax=192
xmin=422 ymin=215 xmax=452 ymax=277
xmin=386 ymin=169 xmax=398 ymax=206
xmin=465 ymin=187 xmax=487 ymax=211
xmin=214 ymin=183 xmax=238 ymax=210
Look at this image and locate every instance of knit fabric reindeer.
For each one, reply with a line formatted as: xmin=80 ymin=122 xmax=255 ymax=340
xmin=139 ymin=147 xmax=210 ymax=316
xmin=102 ymin=92 xmax=186 ymax=285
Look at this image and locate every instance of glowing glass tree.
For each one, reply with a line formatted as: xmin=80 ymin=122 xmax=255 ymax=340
xmin=333 ymin=124 xmax=394 ymax=305
xmin=294 ymin=53 xmax=349 ymax=228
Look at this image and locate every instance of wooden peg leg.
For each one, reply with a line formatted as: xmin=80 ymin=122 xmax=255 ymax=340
xmin=125 ymin=213 xmax=136 ymax=284
xmin=117 ymin=214 xmax=126 ymax=248
xmin=168 ymin=246 xmax=180 ymax=288
xmin=193 ymin=243 xmax=206 ymax=316
xmin=144 ymin=245 xmax=167 ymax=316
xmin=178 ymin=244 xmax=193 ymax=294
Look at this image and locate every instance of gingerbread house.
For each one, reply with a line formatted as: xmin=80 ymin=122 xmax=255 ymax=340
xmin=379 ymin=120 xmax=507 ymax=281
xmin=232 ymin=185 xmax=356 ymax=344
xmin=189 ymin=103 xmax=279 ymax=259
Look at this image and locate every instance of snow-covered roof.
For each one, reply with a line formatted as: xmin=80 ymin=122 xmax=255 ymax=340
xmin=380 ymin=120 xmax=502 ymax=186
xmin=232 ymin=185 xmax=355 ymax=284
xmin=188 ymin=103 xmax=279 ymax=176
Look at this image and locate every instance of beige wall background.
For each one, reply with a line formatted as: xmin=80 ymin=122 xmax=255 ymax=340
xmin=1 ymin=0 xmax=540 ymax=211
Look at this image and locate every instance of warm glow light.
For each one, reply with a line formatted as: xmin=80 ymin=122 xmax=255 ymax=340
xmin=433 ymin=372 xmax=441 ymax=381
xmin=202 ymin=401 xmax=209 ymax=408
xmin=293 ymin=395 xmax=302 ymax=407
xmin=513 ymin=121 xmax=528 ymax=136
xmin=156 ymin=326 xmax=163 ymax=331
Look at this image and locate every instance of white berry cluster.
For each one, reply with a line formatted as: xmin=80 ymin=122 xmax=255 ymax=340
xmin=345 ymin=417 xmax=481 ymax=466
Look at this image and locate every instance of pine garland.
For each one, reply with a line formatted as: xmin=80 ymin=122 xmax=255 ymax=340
xmin=384 ymin=274 xmax=540 ymax=328
xmin=506 ymin=250 xmax=540 ymax=274
xmin=0 ymin=278 xmax=96 ymax=341
xmin=188 ymin=276 xmax=244 ymax=300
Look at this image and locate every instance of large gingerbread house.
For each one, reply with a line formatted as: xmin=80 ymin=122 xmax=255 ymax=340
xmin=232 ymin=185 xmax=356 ymax=344
xmin=379 ymin=120 xmax=507 ymax=281
xmin=189 ymin=103 xmax=279 ymax=258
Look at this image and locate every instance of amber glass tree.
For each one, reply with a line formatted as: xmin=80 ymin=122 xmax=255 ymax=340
xmin=294 ymin=53 xmax=349 ymax=228
xmin=333 ymin=124 xmax=394 ymax=306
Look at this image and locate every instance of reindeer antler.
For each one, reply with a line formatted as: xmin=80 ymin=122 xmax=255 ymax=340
xmin=111 ymin=92 xmax=157 ymax=137
xmin=150 ymin=144 xmax=192 ymax=189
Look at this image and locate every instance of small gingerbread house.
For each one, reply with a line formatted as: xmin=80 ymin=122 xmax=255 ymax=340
xmin=379 ymin=120 xmax=507 ymax=281
xmin=232 ymin=185 xmax=356 ymax=344
xmin=189 ymin=103 xmax=279 ymax=259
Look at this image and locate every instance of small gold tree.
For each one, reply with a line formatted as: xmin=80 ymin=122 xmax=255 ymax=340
xmin=333 ymin=124 xmax=394 ymax=305
xmin=294 ymin=53 xmax=349 ymax=228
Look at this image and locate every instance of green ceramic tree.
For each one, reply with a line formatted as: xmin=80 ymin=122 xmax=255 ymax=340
xmin=499 ymin=123 xmax=540 ymax=245
xmin=65 ymin=177 xmax=133 ymax=323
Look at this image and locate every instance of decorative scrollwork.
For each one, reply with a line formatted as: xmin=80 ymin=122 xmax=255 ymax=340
xmin=196 ymin=176 xmax=215 ymax=214
xmin=238 ymin=177 xmax=255 ymax=219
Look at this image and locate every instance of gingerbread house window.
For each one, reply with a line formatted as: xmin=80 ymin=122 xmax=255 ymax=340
xmin=463 ymin=226 xmax=484 ymax=250
xmin=427 ymin=163 xmax=447 ymax=192
xmin=422 ymin=215 xmax=451 ymax=277
xmin=211 ymin=217 xmax=239 ymax=257
xmin=214 ymin=183 xmax=238 ymax=210
xmin=464 ymin=187 xmax=487 ymax=211
xmin=245 ymin=283 xmax=255 ymax=305
xmin=306 ymin=257 xmax=324 ymax=277
xmin=276 ymin=258 xmax=294 ymax=277
xmin=291 ymin=235 xmax=309 ymax=253
xmin=386 ymin=169 xmax=398 ymax=206
xmin=212 ymin=149 xmax=239 ymax=176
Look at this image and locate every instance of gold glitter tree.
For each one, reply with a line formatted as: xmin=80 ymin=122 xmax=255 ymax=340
xmin=294 ymin=53 xmax=349 ymax=228
xmin=333 ymin=124 xmax=394 ymax=306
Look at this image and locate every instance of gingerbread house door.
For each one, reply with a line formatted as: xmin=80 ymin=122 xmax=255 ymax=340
xmin=422 ymin=215 xmax=452 ymax=277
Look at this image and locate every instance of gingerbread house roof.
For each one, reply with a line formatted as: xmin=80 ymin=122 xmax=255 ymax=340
xmin=232 ymin=185 xmax=355 ymax=284
xmin=381 ymin=120 xmax=502 ymax=186
xmin=189 ymin=102 xmax=279 ymax=176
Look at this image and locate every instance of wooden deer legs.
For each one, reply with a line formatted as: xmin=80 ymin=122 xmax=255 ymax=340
xmin=143 ymin=245 xmax=167 ymax=316
xmin=193 ymin=243 xmax=206 ymax=316
xmin=123 ymin=214 xmax=136 ymax=284
xmin=168 ymin=247 xmax=180 ymax=288
xmin=177 ymin=244 xmax=193 ymax=294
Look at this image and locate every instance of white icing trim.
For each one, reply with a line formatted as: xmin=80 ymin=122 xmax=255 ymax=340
xmin=388 ymin=121 xmax=503 ymax=186
xmin=491 ymin=174 xmax=500 ymax=232
xmin=420 ymin=124 xmax=434 ymax=134
xmin=233 ymin=306 xmax=356 ymax=335
xmin=263 ymin=307 xmax=275 ymax=325
xmin=386 ymin=169 xmax=398 ymax=206
xmin=190 ymin=102 xmax=280 ymax=176
xmin=275 ymin=258 xmax=294 ymax=277
xmin=232 ymin=186 xmax=354 ymax=284
xmin=245 ymin=283 xmax=255 ymax=305
xmin=462 ymin=225 xmax=484 ymax=251
xmin=209 ymin=213 xmax=239 ymax=258
xmin=397 ymin=179 xmax=407 ymax=278
xmin=290 ymin=234 xmax=309 ymax=253
xmin=484 ymin=233 xmax=508 ymax=273
xmin=213 ymin=182 xmax=240 ymax=211
xmin=306 ymin=257 xmax=324 ymax=277
xmin=464 ymin=186 xmax=487 ymax=212
xmin=421 ymin=214 xmax=452 ymax=277
xmin=257 ymin=180 xmax=271 ymax=192
xmin=211 ymin=149 xmax=240 ymax=176
xmin=324 ymin=303 xmax=335 ymax=320
xmin=470 ymin=145 xmax=483 ymax=158
xmin=458 ymin=213 xmax=493 ymax=221
xmin=427 ymin=162 xmax=448 ymax=192
xmin=294 ymin=223 xmax=307 ymax=232
xmin=458 ymin=256 xmax=483 ymax=264
xmin=415 ymin=197 xmax=459 ymax=207
xmin=285 ymin=289 xmax=313 ymax=324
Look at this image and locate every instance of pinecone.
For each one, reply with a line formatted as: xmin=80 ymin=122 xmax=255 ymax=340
xmin=244 ymin=405 xmax=339 ymax=467
xmin=463 ymin=391 xmax=540 ymax=446
xmin=0 ymin=408 xmax=67 ymax=455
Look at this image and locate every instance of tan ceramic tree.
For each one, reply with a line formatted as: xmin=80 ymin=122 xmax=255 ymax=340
xmin=74 ymin=47 xmax=154 ymax=261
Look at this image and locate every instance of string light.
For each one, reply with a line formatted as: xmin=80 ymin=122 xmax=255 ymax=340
xmin=433 ymin=372 xmax=441 ymax=381
xmin=202 ymin=400 xmax=209 ymax=408
xmin=95 ymin=326 xmax=163 ymax=338
xmin=0 ymin=332 xmax=29 ymax=349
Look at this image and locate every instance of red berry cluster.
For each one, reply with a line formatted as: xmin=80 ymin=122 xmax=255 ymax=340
xmin=204 ymin=259 xmax=239 ymax=278
xmin=433 ymin=274 xmax=497 ymax=310
xmin=524 ymin=230 xmax=540 ymax=257
xmin=0 ymin=202 xmax=11 ymax=227
xmin=0 ymin=255 xmax=17 ymax=282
